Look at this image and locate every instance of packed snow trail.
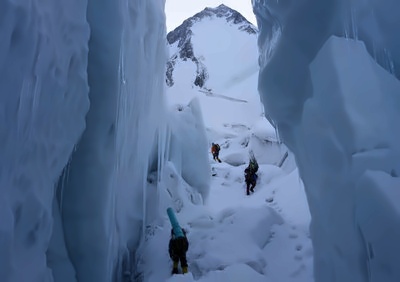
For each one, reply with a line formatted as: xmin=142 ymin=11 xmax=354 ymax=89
xmin=139 ymin=127 xmax=313 ymax=282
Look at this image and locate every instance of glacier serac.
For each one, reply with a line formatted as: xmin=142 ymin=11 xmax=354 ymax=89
xmin=0 ymin=0 xmax=89 ymax=281
xmin=254 ymin=0 xmax=400 ymax=281
xmin=0 ymin=0 xmax=210 ymax=281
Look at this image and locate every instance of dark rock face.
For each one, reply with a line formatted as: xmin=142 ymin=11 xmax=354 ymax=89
xmin=166 ymin=55 xmax=177 ymax=87
xmin=166 ymin=4 xmax=257 ymax=88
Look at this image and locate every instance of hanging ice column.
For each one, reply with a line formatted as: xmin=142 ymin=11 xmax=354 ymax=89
xmin=61 ymin=0 xmax=168 ymax=281
xmin=253 ymin=0 xmax=400 ymax=281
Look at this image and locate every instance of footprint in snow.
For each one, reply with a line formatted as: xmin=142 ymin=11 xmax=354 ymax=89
xmin=265 ymin=197 xmax=274 ymax=203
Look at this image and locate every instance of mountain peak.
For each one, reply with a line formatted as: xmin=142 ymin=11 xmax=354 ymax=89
xmin=216 ymin=3 xmax=228 ymax=8
xmin=204 ymin=4 xmax=231 ymax=13
xmin=196 ymin=4 xmax=256 ymax=32
xmin=166 ymin=4 xmax=258 ymax=89
xmin=167 ymin=5 xmax=257 ymax=46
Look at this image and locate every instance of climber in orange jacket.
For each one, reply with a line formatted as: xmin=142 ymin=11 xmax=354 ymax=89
xmin=211 ymin=143 xmax=222 ymax=163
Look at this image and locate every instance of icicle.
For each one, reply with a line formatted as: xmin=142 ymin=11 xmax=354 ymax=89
xmin=350 ymin=2 xmax=358 ymax=40
xmin=384 ymin=48 xmax=395 ymax=75
xmin=58 ymin=158 xmax=71 ymax=212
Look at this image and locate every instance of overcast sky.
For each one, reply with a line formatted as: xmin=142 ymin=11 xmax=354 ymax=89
xmin=165 ymin=0 xmax=257 ymax=31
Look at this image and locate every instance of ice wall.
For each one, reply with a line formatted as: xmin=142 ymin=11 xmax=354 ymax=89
xmin=306 ymin=36 xmax=400 ymax=282
xmin=61 ymin=0 xmax=168 ymax=281
xmin=0 ymin=0 xmax=211 ymax=281
xmin=167 ymin=98 xmax=211 ymax=202
xmin=254 ymin=0 xmax=400 ymax=281
xmin=0 ymin=1 xmax=89 ymax=281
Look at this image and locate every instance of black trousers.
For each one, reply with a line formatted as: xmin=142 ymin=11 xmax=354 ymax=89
xmin=246 ymin=180 xmax=256 ymax=194
xmin=169 ymin=237 xmax=189 ymax=268
xmin=171 ymin=253 xmax=188 ymax=268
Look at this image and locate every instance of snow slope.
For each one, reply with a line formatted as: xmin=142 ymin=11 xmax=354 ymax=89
xmin=137 ymin=5 xmax=313 ymax=282
xmin=140 ymin=75 xmax=313 ymax=282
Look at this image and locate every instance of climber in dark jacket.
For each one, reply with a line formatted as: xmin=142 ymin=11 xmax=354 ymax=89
xmin=245 ymin=167 xmax=257 ymax=195
xmin=169 ymin=228 xmax=189 ymax=274
xmin=245 ymin=156 xmax=258 ymax=195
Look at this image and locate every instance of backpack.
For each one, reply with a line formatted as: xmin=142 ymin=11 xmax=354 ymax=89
xmin=170 ymin=228 xmax=189 ymax=255
xmin=249 ymin=159 xmax=258 ymax=173
xmin=212 ymin=143 xmax=220 ymax=153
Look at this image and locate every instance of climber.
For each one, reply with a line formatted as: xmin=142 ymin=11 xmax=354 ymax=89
xmin=245 ymin=156 xmax=259 ymax=195
xmin=211 ymin=143 xmax=222 ymax=163
xmin=248 ymin=156 xmax=259 ymax=174
xmin=245 ymin=167 xmax=257 ymax=195
xmin=169 ymin=228 xmax=189 ymax=274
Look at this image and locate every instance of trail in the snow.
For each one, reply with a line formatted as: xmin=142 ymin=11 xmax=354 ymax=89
xmin=160 ymin=130 xmax=314 ymax=282
xmin=139 ymin=135 xmax=314 ymax=282
xmin=203 ymin=154 xmax=313 ymax=282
